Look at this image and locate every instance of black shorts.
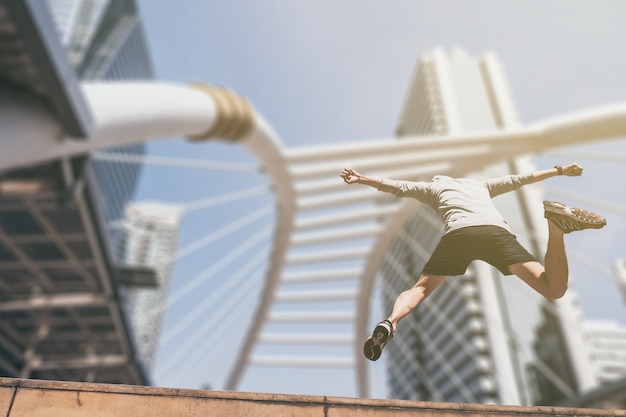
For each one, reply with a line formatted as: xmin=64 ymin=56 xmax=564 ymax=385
xmin=423 ymin=225 xmax=537 ymax=276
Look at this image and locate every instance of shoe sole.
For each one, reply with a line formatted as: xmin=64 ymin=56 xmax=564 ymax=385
xmin=363 ymin=336 xmax=382 ymax=361
xmin=544 ymin=201 xmax=606 ymax=228
xmin=363 ymin=323 xmax=391 ymax=361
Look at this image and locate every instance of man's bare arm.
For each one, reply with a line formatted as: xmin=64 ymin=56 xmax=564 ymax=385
xmin=340 ymin=168 xmax=382 ymax=189
xmin=529 ymin=162 xmax=583 ymax=183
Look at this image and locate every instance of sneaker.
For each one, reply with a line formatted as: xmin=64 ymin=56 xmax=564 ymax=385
xmin=543 ymin=201 xmax=607 ymax=233
xmin=363 ymin=319 xmax=394 ymax=361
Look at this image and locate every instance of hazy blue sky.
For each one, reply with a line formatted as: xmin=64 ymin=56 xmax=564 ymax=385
xmin=133 ymin=0 xmax=626 ymax=397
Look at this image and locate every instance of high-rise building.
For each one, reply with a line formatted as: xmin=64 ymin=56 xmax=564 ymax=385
xmin=46 ymin=0 xmax=153 ymax=80
xmin=46 ymin=0 xmax=153 ymax=257
xmin=381 ymin=48 xmax=595 ymax=405
xmin=48 ymin=0 xmax=160 ymax=373
xmin=119 ymin=202 xmax=183 ymax=369
xmin=0 ymin=0 xmax=153 ymax=384
xmin=584 ymin=320 xmax=626 ymax=385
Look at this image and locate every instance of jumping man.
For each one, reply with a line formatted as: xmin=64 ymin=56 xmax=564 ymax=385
xmin=340 ymin=163 xmax=607 ymax=361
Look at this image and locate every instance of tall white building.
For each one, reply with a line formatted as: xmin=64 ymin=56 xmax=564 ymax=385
xmin=381 ymin=48 xmax=595 ymax=405
xmin=584 ymin=320 xmax=626 ymax=385
xmin=120 ymin=202 xmax=183 ymax=369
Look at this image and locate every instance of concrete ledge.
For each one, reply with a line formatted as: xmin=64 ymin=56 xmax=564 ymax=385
xmin=1 ymin=377 xmax=624 ymax=417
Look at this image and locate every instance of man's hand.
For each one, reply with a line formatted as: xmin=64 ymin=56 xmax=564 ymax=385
xmin=562 ymin=163 xmax=583 ymax=177
xmin=341 ymin=168 xmax=362 ymax=184
xmin=341 ymin=168 xmax=383 ymax=189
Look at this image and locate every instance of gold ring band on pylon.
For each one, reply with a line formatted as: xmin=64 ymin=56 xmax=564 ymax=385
xmin=188 ymin=83 xmax=254 ymax=142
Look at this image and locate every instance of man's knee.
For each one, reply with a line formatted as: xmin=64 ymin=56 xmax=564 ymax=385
xmin=542 ymin=272 xmax=568 ymax=300
xmin=546 ymin=287 xmax=567 ymax=300
xmin=412 ymin=274 xmax=445 ymax=298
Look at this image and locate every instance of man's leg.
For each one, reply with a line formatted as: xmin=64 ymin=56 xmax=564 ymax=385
xmin=363 ymin=273 xmax=446 ymax=361
xmin=509 ymin=200 xmax=607 ymax=300
xmin=387 ymin=274 xmax=447 ymax=331
xmin=508 ymin=220 xmax=568 ymax=300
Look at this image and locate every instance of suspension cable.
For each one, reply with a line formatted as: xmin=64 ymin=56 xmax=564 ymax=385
xmin=182 ymin=185 xmax=270 ymax=214
xmin=176 ymin=205 xmax=272 ymax=261
xmin=91 ymin=151 xmax=259 ymax=172
xmin=145 ymin=226 xmax=272 ymax=321
xmin=159 ymin=251 xmax=267 ymax=347
xmin=160 ymin=276 xmax=263 ymax=385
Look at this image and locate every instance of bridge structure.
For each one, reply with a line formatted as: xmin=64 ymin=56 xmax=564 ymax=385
xmin=3 ymin=76 xmax=626 ymax=396
xmin=1 ymin=0 xmax=626 ymax=402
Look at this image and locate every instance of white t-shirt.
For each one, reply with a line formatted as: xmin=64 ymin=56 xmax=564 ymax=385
xmin=378 ymin=174 xmax=534 ymax=235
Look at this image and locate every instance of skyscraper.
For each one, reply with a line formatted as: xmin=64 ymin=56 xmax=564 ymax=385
xmin=583 ymin=320 xmax=626 ymax=385
xmin=48 ymin=0 xmax=160 ymax=373
xmin=46 ymin=0 xmax=153 ymax=255
xmin=119 ymin=202 xmax=183 ymax=369
xmin=0 ymin=0 xmax=154 ymax=384
xmin=381 ymin=48 xmax=594 ymax=405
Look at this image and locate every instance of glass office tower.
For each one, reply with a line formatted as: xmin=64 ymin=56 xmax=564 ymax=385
xmin=46 ymin=0 xmax=153 ymax=254
xmin=0 ymin=0 xmax=154 ymax=384
xmin=381 ymin=48 xmax=595 ymax=405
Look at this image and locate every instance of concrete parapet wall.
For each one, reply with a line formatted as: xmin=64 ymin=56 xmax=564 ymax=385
xmin=1 ymin=377 xmax=624 ymax=417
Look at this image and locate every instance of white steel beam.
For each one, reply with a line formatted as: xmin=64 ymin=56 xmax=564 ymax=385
xmin=0 ymin=293 xmax=108 ymax=312
xmin=3 ymin=82 xmax=626 ymax=179
xmin=267 ymin=311 xmax=355 ymax=323
xmin=259 ymin=333 xmax=353 ymax=345
xmin=286 ymin=247 xmax=370 ymax=265
xmin=285 ymin=102 xmax=626 ymax=165
xmin=27 ymin=354 xmax=128 ymax=370
xmin=290 ymin=225 xmax=382 ymax=246
xmin=294 ymin=162 xmax=451 ymax=195
xmin=282 ymin=268 xmax=361 ymax=283
xmin=275 ymin=288 xmax=357 ymax=303
xmin=250 ymin=355 xmax=354 ymax=368
xmin=295 ymin=205 xmax=396 ymax=231
xmin=91 ymin=151 xmax=259 ymax=172
xmin=297 ymin=189 xmax=391 ymax=211
xmin=289 ymin=145 xmax=492 ymax=180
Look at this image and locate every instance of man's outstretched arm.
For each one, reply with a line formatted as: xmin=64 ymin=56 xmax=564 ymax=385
xmin=340 ymin=168 xmax=383 ymax=189
xmin=529 ymin=162 xmax=583 ymax=184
